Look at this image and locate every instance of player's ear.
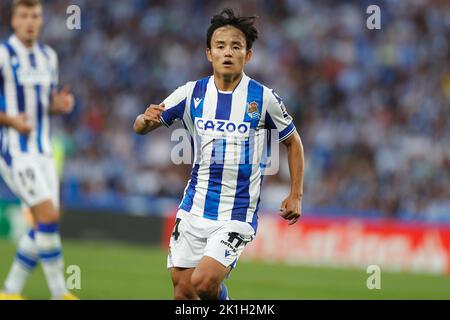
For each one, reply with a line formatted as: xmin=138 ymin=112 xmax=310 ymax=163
xmin=244 ymin=49 xmax=253 ymax=64
xmin=11 ymin=13 xmax=17 ymax=30
xmin=206 ymin=48 xmax=212 ymax=62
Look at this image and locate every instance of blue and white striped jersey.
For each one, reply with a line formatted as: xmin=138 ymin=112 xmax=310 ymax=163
xmin=161 ymin=74 xmax=296 ymax=230
xmin=0 ymin=35 xmax=58 ymax=164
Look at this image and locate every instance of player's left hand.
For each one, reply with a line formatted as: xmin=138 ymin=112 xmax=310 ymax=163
xmin=51 ymin=85 xmax=75 ymax=114
xmin=279 ymin=194 xmax=302 ymax=225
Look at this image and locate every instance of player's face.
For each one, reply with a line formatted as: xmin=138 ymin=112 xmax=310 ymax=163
xmin=12 ymin=5 xmax=43 ymax=45
xmin=207 ymin=26 xmax=252 ymax=77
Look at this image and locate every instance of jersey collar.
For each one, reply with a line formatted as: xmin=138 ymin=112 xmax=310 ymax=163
xmin=9 ymin=34 xmax=39 ymax=53
xmin=212 ymin=72 xmax=249 ymax=95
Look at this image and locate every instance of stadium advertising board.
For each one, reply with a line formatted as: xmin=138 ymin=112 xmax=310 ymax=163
xmin=160 ymin=214 xmax=450 ymax=275
xmin=241 ymin=215 xmax=450 ymax=275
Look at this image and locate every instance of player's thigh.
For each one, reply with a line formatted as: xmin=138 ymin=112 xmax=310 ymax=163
xmin=170 ymin=267 xmax=197 ymax=300
xmin=30 ymin=199 xmax=59 ymax=224
xmin=40 ymin=156 xmax=60 ymax=210
xmin=191 ymin=256 xmax=230 ymax=291
xmin=9 ymin=156 xmax=52 ymax=208
xmin=204 ymin=220 xmax=255 ymax=273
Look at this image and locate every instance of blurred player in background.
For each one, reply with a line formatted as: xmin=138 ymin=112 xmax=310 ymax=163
xmin=0 ymin=0 xmax=77 ymax=300
xmin=134 ymin=8 xmax=304 ymax=300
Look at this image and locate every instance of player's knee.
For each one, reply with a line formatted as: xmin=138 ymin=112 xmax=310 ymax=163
xmin=191 ymin=273 xmax=220 ymax=300
xmin=34 ymin=211 xmax=60 ymax=224
xmin=173 ymin=282 xmax=196 ymax=300
xmin=174 ymin=288 xmax=196 ymax=300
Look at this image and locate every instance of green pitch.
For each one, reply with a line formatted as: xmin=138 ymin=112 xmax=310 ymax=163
xmin=0 ymin=239 xmax=449 ymax=299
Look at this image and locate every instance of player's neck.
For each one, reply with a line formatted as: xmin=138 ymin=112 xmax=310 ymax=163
xmin=213 ymin=72 xmax=243 ymax=92
xmin=14 ymin=34 xmax=35 ymax=49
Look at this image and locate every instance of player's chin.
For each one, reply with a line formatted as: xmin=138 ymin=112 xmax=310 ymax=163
xmin=219 ymin=66 xmax=238 ymax=75
xmin=25 ymin=35 xmax=38 ymax=43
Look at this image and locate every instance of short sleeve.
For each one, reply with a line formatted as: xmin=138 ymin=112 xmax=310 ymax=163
xmin=265 ymin=89 xmax=296 ymax=142
xmin=46 ymin=46 xmax=59 ymax=88
xmin=160 ymin=84 xmax=188 ymax=127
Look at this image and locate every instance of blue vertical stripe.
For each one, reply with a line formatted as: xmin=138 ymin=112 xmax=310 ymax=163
xmin=0 ymin=126 xmax=3 ymax=161
xmin=180 ymin=163 xmax=199 ymax=212
xmin=0 ymin=67 xmax=5 ymax=112
xmin=0 ymin=66 xmax=5 ymax=163
xmin=204 ymin=92 xmax=232 ymax=220
xmin=28 ymin=52 xmax=36 ymax=67
xmin=180 ymin=77 xmax=209 ymax=212
xmin=231 ymin=80 xmax=264 ymax=221
xmin=4 ymin=43 xmax=28 ymax=152
xmin=189 ymin=77 xmax=209 ymax=124
xmin=181 ymin=119 xmax=194 ymax=159
xmin=0 ymin=131 xmax=10 ymax=166
xmin=35 ymin=85 xmax=43 ymax=153
xmin=29 ymin=53 xmax=44 ymax=153
xmin=249 ymin=114 xmax=273 ymax=233
xmin=28 ymin=228 xmax=35 ymax=240
xmin=250 ymin=131 xmax=270 ymax=233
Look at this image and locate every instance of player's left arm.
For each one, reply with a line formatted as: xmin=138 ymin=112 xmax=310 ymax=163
xmin=46 ymin=47 xmax=74 ymax=115
xmin=265 ymin=89 xmax=304 ymax=225
xmin=280 ymin=131 xmax=304 ymax=225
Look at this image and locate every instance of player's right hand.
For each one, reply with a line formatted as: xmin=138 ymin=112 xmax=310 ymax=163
xmin=12 ymin=113 xmax=33 ymax=135
xmin=143 ymin=103 xmax=165 ymax=125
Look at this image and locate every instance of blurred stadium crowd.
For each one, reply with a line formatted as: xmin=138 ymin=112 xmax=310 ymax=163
xmin=1 ymin=0 xmax=449 ymax=222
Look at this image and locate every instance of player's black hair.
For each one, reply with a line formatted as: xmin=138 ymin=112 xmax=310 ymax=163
xmin=206 ymin=8 xmax=259 ymax=50
xmin=12 ymin=0 xmax=42 ymax=13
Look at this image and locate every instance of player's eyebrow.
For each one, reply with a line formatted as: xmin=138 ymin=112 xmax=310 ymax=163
xmin=214 ymin=40 xmax=244 ymax=46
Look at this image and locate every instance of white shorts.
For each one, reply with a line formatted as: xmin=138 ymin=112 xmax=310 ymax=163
xmin=0 ymin=154 xmax=59 ymax=209
xmin=167 ymin=209 xmax=255 ymax=270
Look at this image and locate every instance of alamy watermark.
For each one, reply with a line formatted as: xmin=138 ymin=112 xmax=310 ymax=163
xmin=66 ymin=5 xmax=81 ymax=30
xmin=66 ymin=265 xmax=81 ymax=290
xmin=366 ymin=5 xmax=381 ymax=30
xmin=65 ymin=4 xmax=380 ymax=31
xmin=366 ymin=265 xmax=381 ymax=290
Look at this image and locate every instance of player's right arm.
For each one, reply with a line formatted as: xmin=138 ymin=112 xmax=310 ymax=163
xmin=0 ymin=46 xmax=32 ymax=135
xmin=133 ymin=103 xmax=166 ymax=135
xmin=134 ymin=84 xmax=188 ymax=135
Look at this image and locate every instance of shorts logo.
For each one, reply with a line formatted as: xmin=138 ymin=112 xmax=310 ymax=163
xmin=220 ymin=240 xmax=237 ymax=252
xmin=247 ymin=101 xmax=260 ymax=119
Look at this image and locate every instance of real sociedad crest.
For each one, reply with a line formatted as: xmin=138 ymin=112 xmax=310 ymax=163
xmin=246 ymin=101 xmax=260 ymax=119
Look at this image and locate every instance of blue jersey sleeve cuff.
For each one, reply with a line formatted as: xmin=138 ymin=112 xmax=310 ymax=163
xmin=278 ymin=122 xmax=296 ymax=142
xmin=160 ymin=114 xmax=171 ymax=127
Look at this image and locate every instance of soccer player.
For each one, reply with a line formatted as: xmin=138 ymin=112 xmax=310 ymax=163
xmin=134 ymin=8 xmax=304 ymax=300
xmin=0 ymin=0 xmax=77 ymax=300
